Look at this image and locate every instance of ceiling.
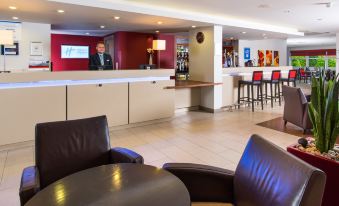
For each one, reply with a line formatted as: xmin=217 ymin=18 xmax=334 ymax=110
xmin=0 ymin=0 xmax=338 ymax=45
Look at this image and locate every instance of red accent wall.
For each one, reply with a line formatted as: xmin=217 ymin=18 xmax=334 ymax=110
xmin=114 ymin=32 xmax=175 ymax=69
xmin=290 ymin=49 xmax=336 ymax=56
xmin=51 ymin=34 xmax=103 ymax=71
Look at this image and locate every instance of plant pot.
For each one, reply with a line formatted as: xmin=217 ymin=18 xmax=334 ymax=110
xmin=287 ymin=145 xmax=339 ymax=206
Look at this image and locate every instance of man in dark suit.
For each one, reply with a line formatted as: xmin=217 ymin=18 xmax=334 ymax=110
xmin=88 ymin=42 xmax=113 ymax=70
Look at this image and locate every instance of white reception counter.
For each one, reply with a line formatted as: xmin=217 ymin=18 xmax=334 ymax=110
xmin=0 ymin=70 xmax=175 ymax=146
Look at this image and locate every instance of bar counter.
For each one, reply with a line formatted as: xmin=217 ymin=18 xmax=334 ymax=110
xmin=0 ymin=69 xmax=175 ymax=146
xmin=222 ymin=66 xmax=293 ymax=107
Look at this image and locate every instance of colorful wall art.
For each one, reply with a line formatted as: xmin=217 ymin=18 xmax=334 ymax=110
xmin=274 ymin=51 xmax=279 ymax=66
xmin=266 ymin=50 xmax=272 ymax=66
xmin=258 ymin=50 xmax=265 ymax=67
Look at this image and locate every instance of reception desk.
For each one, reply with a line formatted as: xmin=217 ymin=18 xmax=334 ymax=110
xmin=222 ymin=66 xmax=292 ymax=107
xmin=0 ymin=70 xmax=175 ymax=146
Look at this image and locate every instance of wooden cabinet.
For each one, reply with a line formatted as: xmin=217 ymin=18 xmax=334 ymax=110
xmin=129 ymin=80 xmax=175 ymax=123
xmin=0 ymin=86 xmax=66 ymax=145
xmin=67 ymin=83 xmax=128 ymax=127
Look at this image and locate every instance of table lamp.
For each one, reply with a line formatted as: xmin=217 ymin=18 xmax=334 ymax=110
xmin=0 ymin=30 xmax=14 ymax=73
xmin=152 ymin=40 xmax=166 ymax=68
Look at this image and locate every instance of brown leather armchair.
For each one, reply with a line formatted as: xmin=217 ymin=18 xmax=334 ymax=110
xmin=19 ymin=116 xmax=144 ymax=205
xmin=282 ymin=85 xmax=312 ymax=133
xmin=163 ymin=134 xmax=326 ymax=206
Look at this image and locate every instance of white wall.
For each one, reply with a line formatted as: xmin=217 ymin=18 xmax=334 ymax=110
xmin=0 ymin=22 xmax=51 ymax=72
xmin=189 ymin=26 xmax=223 ymax=110
xmin=238 ymin=39 xmax=287 ymax=67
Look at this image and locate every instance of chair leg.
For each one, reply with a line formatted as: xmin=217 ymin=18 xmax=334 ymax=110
xmin=260 ymin=84 xmax=264 ymax=110
xmin=251 ymin=84 xmax=254 ymax=112
xmin=265 ymin=82 xmax=268 ymax=104
xmin=277 ymin=82 xmax=281 ymax=106
xmin=238 ymin=82 xmax=241 ymax=109
xmin=270 ymin=83 xmax=273 ymax=108
xmin=247 ymin=85 xmax=250 ymax=107
xmin=293 ymin=80 xmax=296 ymax=87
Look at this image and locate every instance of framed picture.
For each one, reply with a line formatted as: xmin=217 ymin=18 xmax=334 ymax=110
xmin=30 ymin=42 xmax=43 ymax=56
xmin=258 ymin=50 xmax=265 ymax=67
xmin=266 ymin=50 xmax=273 ymax=66
xmin=1 ymin=43 xmax=19 ymax=55
xmin=274 ymin=51 xmax=279 ymax=66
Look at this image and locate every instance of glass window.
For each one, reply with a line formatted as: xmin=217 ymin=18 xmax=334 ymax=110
xmin=309 ymin=56 xmax=325 ymax=68
xmin=328 ymin=57 xmax=336 ymax=68
xmin=291 ymin=56 xmax=306 ymax=67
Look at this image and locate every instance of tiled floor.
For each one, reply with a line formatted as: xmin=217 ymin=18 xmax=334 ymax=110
xmin=0 ymin=102 xmax=302 ymax=205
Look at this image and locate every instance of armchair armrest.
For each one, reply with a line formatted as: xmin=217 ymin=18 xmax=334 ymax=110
xmin=110 ymin=147 xmax=144 ymax=164
xmin=19 ymin=166 xmax=40 ymax=206
xmin=163 ymin=163 xmax=235 ymax=203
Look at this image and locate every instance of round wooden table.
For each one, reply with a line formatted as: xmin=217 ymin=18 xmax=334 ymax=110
xmin=26 ymin=164 xmax=190 ymax=206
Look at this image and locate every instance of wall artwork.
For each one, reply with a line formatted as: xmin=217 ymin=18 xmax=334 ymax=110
xmin=266 ymin=50 xmax=273 ymax=66
xmin=274 ymin=51 xmax=279 ymax=66
xmin=30 ymin=42 xmax=43 ymax=56
xmin=258 ymin=50 xmax=265 ymax=67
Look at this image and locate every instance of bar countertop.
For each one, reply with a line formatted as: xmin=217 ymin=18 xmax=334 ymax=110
xmin=165 ymin=80 xmax=222 ymax=89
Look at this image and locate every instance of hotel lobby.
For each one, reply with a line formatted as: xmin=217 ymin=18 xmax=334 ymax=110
xmin=0 ymin=0 xmax=338 ymax=205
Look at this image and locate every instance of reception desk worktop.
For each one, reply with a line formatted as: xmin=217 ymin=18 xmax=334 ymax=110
xmin=0 ymin=70 xmax=175 ymax=146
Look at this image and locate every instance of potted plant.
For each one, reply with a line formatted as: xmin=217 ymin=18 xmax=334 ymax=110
xmin=287 ymin=70 xmax=339 ymax=206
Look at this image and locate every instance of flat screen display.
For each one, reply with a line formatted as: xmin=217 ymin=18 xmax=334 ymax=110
xmin=61 ymin=45 xmax=89 ymax=59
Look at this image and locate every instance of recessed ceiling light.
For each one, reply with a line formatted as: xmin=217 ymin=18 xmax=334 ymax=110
xmin=12 ymin=17 xmax=19 ymax=20
xmin=85 ymin=32 xmax=90 ymax=35
xmin=317 ymin=18 xmax=323 ymax=21
xmin=284 ymin=9 xmax=291 ymax=13
xmin=155 ymin=30 xmax=160 ymax=33
xmin=241 ymin=31 xmax=247 ymax=34
xmin=192 ymin=25 xmax=196 ymax=28
xmin=258 ymin=4 xmax=270 ymax=8
xmin=57 ymin=10 xmax=65 ymax=13
xmin=9 ymin=6 xmax=17 ymax=10
xmin=157 ymin=21 xmax=163 ymax=25
xmin=100 ymin=25 xmax=105 ymax=29
xmin=114 ymin=16 xmax=120 ymax=20
xmin=262 ymin=33 xmax=266 ymax=36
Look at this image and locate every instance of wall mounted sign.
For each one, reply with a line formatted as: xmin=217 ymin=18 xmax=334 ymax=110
xmin=1 ymin=43 xmax=19 ymax=55
xmin=244 ymin=47 xmax=250 ymax=60
xmin=196 ymin=32 xmax=205 ymax=44
xmin=30 ymin=42 xmax=43 ymax=56
xmin=0 ymin=21 xmax=22 ymax=41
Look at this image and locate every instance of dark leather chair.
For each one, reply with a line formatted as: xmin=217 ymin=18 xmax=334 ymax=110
xmin=282 ymin=85 xmax=312 ymax=133
xmin=19 ymin=116 xmax=144 ymax=205
xmin=163 ymin=134 xmax=326 ymax=206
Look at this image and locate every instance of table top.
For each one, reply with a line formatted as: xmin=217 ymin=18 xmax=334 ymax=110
xmin=165 ymin=80 xmax=222 ymax=89
xmin=26 ymin=164 xmax=190 ymax=206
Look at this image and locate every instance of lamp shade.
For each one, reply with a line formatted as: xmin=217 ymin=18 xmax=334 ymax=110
xmin=0 ymin=30 xmax=14 ymax=45
xmin=152 ymin=40 xmax=166 ymax=51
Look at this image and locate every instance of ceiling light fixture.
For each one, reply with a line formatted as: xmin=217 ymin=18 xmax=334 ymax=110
xmin=85 ymin=32 xmax=90 ymax=35
xmin=284 ymin=10 xmax=291 ymax=13
xmin=114 ymin=16 xmax=120 ymax=20
xmin=57 ymin=10 xmax=65 ymax=13
xmin=263 ymin=33 xmax=266 ymax=36
xmin=100 ymin=25 xmax=105 ymax=29
xmin=192 ymin=25 xmax=196 ymax=28
xmin=9 ymin=6 xmax=16 ymax=10
xmin=12 ymin=17 xmax=19 ymax=20
xmin=241 ymin=31 xmax=247 ymax=34
xmin=317 ymin=18 xmax=323 ymax=21
xmin=157 ymin=21 xmax=163 ymax=25
xmin=155 ymin=30 xmax=160 ymax=33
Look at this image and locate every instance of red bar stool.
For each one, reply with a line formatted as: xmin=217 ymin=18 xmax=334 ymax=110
xmin=263 ymin=70 xmax=281 ymax=108
xmin=281 ymin=69 xmax=297 ymax=87
xmin=237 ymin=71 xmax=264 ymax=112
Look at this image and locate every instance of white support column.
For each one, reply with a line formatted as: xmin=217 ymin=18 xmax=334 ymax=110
xmin=189 ymin=25 xmax=223 ymax=111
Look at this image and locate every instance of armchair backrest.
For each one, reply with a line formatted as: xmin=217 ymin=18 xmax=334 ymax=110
xmin=35 ymin=116 xmax=111 ymax=188
xmin=234 ymin=135 xmax=326 ymax=206
xmin=282 ymin=85 xmax=308 ymax=127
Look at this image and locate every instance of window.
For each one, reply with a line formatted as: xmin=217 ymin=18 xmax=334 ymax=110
xmin=291 ymin=56 xmax=306 ymax=67
xmin=309 ymin=56 xmax=325 ymax=68
xmin=328 ymin=57 xmax=336 ymax=68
